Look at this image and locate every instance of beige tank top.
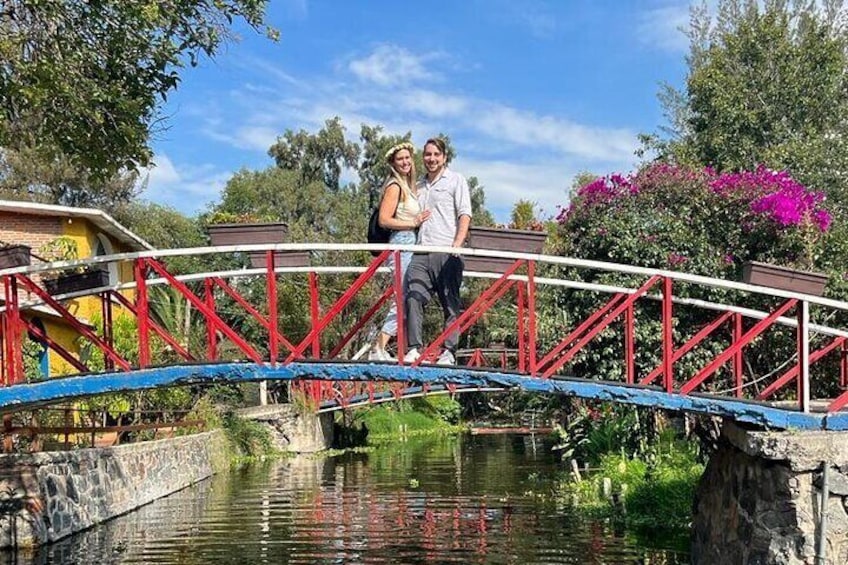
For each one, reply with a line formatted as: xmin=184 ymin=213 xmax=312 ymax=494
xmin=385 ymin=180 xmax=420 ymax=224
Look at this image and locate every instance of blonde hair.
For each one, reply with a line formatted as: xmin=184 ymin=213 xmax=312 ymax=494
xmin=385 ymin=146 xmax=416 ymax=202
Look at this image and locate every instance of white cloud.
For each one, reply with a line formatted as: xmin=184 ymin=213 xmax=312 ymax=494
xmin=398 ymin=90 xmax=469 ymax=118
xmin=349 ymin=45 xmax=436 ymax=86
xmin=637 ymin=4 xmax=691 ymax=53
xmin=486 ymin=0 xmax=559 ymax=40
xmin=139 ymin=154 xmax=231 ymax=214
xmin=471 ymin=104 xmax=639 ymax=163
xmin=204 ymin=125 xmax=279 ymax=153
xmin=454 ymin=157 xmax=579 ymax=222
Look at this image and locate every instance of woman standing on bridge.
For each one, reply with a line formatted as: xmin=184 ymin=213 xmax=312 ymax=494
xmin=368 ymin=141 xmax=431 ymax=361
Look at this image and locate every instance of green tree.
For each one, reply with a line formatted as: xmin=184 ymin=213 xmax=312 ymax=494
xmin=268 ymin=117 xmax=360 ymax=192
xmin=0 ymin=146 xmax=140 ymax=213
xmin=358 ymin=124 xmax=413 ymax=208
xmin=510 ymin=200 xmax=537 ymax=230
xmin=469 ymin=176 xmax=495 ymax=226
xmin=0 ymin=0 xmax=274 ymax=189
xmin=646 ymin=0 xmax=848 ymax=203
xmin=117 ymin=201 xmax=206 ymax=250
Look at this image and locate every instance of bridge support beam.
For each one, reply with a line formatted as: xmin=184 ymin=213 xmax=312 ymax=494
xmin=692 ymin=422 xmax=848 ymax=564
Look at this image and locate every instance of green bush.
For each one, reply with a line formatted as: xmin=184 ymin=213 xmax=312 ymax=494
xmin=556 ymin=429 xmax=704 ymax=531
xmin=222 ymin=413 xmax=275 ymax=459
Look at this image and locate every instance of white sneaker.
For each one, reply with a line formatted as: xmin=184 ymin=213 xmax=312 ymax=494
xmin=403 ymin=348 xmax=421 ymax=363
xmin=436 ymin=350 xmax=455 ymax=366
xmin=368 ymin=347 xmax=396 ymax=362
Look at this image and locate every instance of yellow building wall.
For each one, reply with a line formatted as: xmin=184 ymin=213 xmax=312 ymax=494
xmin=27 ymin=217 xmax=140 ymax=378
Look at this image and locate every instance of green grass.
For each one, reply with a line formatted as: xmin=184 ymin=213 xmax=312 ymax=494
xmin=353 ymin=396 xmax=464 ymax=442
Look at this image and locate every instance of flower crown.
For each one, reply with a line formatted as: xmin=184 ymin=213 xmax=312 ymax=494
xmin=384 ymin=141 xmax=415 ymax=162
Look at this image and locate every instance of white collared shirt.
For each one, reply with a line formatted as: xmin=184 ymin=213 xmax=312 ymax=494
xmin=416 ymin=168 xmax=473 ymax=247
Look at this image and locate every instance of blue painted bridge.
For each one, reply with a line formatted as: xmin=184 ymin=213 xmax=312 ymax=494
xmin=3 ymin=243 xmax=848 ymax=432
xmin=1 ymin=362 xmax=846 ymax=431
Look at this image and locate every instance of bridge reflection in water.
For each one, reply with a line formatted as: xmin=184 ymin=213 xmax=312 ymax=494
xmin=22 ymin=435 xmax=689 ymax=564
xmin=1 ymin=243 xmax=847 ymax=430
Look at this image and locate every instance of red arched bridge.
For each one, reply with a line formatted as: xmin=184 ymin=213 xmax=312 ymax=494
xmin=1 ymin=242 xmax=847 ymax=430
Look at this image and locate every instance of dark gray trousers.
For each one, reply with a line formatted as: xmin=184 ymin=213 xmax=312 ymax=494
xmin=404 ymin=252 xmax=464 ymax=351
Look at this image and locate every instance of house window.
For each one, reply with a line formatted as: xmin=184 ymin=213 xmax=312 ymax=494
xmin=28 ymin=318 xmax=49 ymax=379
xmin=94 ymin=234 xmax=119 ymax=285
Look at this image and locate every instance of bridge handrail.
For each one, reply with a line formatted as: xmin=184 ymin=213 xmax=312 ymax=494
xmin=1 ymin=241 xmax=844 ymax=305
xmin=3 ymin=243 xmax=848 ymax=338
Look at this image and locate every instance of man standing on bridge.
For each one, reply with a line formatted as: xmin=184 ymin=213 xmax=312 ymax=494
xmin=403 ymin=137 xmax=472 ymax=365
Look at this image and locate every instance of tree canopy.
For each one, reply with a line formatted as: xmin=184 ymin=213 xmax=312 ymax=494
xmin=0 ymin=0 xmax=274 ymax=189
xmin=645 ymin=0 xmax=848 ymax=203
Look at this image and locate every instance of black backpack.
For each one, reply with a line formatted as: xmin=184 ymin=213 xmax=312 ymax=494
xmin=367 ymin=206 xmax=392 ymax=256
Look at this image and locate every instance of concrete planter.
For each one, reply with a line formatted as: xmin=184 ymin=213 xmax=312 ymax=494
xmin=44 ymin=267 xmax=111 ymax=295
xmin=207 ymin=222 xmax=288 ymax=246
xmin=465 ymin=226 xmax=547 ymax=273
xmin=742 ymin=261 xmax=828 ymax=296
xmin=247 ymin=250 xmax=311 ymax=269
xmin=0 ymin=245 xmax=31 ymax=269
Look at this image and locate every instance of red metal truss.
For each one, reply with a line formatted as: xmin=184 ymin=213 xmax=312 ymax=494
xmin=210 ymin=276 xmax=296 ymax=355
xmin=680 ymin=299 xmax=798 ymax=395
xmin=327 ymin=286 xmax=393 ymax=359
xmin=109 ymin=291 xmax=195 ymax=362
xmin=640 ymin=310 xmax=734 ymax=386
xmin=142 ymin=258 xmax=264 ymax=363
xmin=22 ymin=318 xmax=88 ymax=373
xmin=15 ymin=274 xmax=131 ymax=371
xmin=535 ymin=293 xmax=627 ymax=375
xmin=757 ymin=335 xmax=847 ymax=401
xmin=829 ymin=386 xmax=848 ymax=412
xmin=413 ymin=260 xmax=526 ymax=366
xmin=540 ymin=276 xmax=663 ymax=380
xmin=3 ymin=276 xmax=24 ymax=384
xmin=135 ymin=259 xmax=151 ymax=367
xmin=285 ymin=251 xmax=391 ymax=363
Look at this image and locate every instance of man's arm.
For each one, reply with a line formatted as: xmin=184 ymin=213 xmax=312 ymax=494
xmin=453 ymin=214 xmax=471 ymax=248
xmin=453 ymin=174 xmax=473 ymax=247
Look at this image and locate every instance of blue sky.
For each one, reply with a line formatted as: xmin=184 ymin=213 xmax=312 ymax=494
xmin=144 ymin=0 xmax=692 ymax=222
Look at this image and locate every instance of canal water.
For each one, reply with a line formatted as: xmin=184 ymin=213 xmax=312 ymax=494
xmin=16 ymin=434 xmax=689 ymax=564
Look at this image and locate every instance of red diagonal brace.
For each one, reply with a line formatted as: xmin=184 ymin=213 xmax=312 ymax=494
xmin=680 ymin=299 xmax=798 ymax=395
xmin=536 ymin=293 xmax=626 ymax=373
xmin=110 ymin=291 xmax=195 ymax=361
xmin=22 ymin=319 xmax=88 ymax=373
xmin=541 ymin=276 xmax=662 ymax=379
xmin=142 ymin=259 xmax=264 ymax=363
xmin=327 ymin=286 xmax=394 ymax=359
xmin=828 ymin=387 xmax=848 ymax=412
xmin=414 ymin=260 xmax=524 ymax=366
xmin=285 ymin=251 xmax=391 ymax=363
xmin=15 ymin=274 xmax=131 ymax=371
xmin=758 ymin=335 xmax=847 ymax=400
xmin=211 ymin=277 xmax=296 ymax=354
xmin=640 ymin=311 xmax=734 ymax=386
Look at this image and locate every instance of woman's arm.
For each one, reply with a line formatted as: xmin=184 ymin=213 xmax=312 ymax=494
xmin=378 ymin=183 xmax=426 ymax=230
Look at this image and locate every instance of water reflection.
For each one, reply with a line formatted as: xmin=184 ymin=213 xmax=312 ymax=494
xmin=3 ymin=434 xmax=688 ymax=564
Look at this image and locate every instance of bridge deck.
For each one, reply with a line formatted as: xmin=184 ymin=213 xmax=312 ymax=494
xmin=0 ymin=361 xmax=845 ymax=431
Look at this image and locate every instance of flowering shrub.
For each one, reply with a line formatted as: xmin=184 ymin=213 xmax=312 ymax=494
xmin=557 ymin=163 xmax=832 ymax=273
xmin=540 ymin=162 xmax=845 ymax=395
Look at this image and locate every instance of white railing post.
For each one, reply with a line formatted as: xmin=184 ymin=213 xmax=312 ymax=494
xmin=799 ymin=299 xmax=810 ymax=413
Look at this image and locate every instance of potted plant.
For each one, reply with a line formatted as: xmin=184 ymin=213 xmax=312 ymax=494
xmin=464 ymin=220 xmax=548 ymax=273
xmin=741 ymin=205 xmax=830 ymax=297
xmin=742 ymin=261 xmax=828 ymax=296
xmin=205 ymin=212 xmax=309 ymax=268
xmin=0 ymin=244 xmax=31 ymax=269
xmin=37 ymin=237 xmax=111 ymax=295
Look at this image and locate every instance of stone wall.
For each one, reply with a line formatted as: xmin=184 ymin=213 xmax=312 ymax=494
xmin=236 ymin=404 xmax=335 ymax=453
xmin=692 ymin=422 xmax=848 ymax=564
xmin=0 ymin=430 xmax=230 ymax=549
